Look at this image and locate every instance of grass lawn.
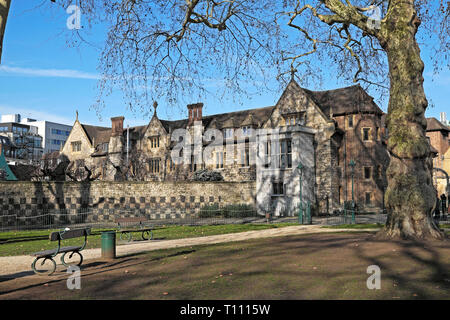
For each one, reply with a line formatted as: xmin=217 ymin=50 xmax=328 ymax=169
xmin=0 ymin=223 xmax=298 ymax=257
xmin=0 ymin=232 xmax=448 ymax=300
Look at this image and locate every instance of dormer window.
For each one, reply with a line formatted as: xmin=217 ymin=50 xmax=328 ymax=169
xmin=101 ymin=143 xmax=109 ymax=152
xmin=242 ymin=126 xmax=252 ymax=136
xmin=223 ymin=128 xmax=233 ymax=139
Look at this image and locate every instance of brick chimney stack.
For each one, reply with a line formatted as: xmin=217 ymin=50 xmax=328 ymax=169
xmin=187 ymin=103 xmax=203 ymax=125
xmin=111 ymin=116 xmax=124 ymax=137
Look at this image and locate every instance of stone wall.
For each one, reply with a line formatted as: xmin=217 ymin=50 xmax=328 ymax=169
xmin=256 ymin=127 xmax=316 ymax=217
xmin=0 ymin=181 xmax=257 ymax=225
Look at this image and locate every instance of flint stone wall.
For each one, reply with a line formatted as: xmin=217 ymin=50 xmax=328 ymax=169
xmin=0 ymin=181 xmax=257 ymax=225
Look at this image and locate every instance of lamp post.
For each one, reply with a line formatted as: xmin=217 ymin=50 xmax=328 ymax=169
xmin=298 ymin=162 xmax=304 ymax=224
xmin=349 ymin=159 xmax=356 ymax=224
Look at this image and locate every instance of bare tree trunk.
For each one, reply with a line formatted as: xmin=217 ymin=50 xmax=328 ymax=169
xmin=378 ymin=1 xmax=445 ymax=240
xmin=0 ymin=0 xmax=11 ymax=64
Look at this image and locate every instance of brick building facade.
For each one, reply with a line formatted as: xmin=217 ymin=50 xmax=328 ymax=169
xmin=426 ymin=117 xmax=450 ymax=197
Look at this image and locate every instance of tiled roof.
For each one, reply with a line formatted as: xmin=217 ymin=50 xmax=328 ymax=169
xmin=426 ymin=117 xmax=450 ymax=132
xmin=157 ymin=106 xmax=275 ymax=132
xmin=81 ymin=124 xmax=111 ymax=146
xmin=78 ymin=81 xmax=383 ymax=143
xmin=203 ymin=106 xmax=275 ymax=129
xmin=159 ymin=119 xmax=189 ymax=132
xmin=303 ymin=84 xmax=383 ymax=117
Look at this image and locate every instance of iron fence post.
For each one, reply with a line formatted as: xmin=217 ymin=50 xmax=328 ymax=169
xmin=298 ymin=162 xmax=304 ymax=225
xmin=307 ymin=201 xmax=311 ymax=224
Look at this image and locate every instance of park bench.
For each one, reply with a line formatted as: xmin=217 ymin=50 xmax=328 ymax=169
xmin=116 ymin=217 xmax=153 ymax=242
xmin=30 ymin=227 xmax=91 ymax=275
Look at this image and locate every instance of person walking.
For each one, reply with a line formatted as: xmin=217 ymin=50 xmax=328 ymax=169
xmin=434 ymin=196 xmax=441 ymax=221
xmin=440 ymin=194 xmax=447 ymax=220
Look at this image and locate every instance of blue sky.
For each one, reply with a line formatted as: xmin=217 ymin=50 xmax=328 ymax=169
xmin=0 ymin=1 xmax=448 ymax=128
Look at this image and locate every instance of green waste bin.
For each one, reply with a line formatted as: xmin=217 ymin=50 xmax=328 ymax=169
xmin=101 ymin=231 xmax=116 ymax=259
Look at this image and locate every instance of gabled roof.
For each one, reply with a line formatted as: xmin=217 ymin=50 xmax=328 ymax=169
xmin=76 ymin=81 xmax=383 ymax=144
xmin=302 ymin=84 xmax=383 ymax=117
xmin=426 ymin=117 xmax=450 ymax=132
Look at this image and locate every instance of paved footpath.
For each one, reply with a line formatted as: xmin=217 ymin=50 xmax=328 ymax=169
xmin=0 ymin=225 xmax=377 ymax=278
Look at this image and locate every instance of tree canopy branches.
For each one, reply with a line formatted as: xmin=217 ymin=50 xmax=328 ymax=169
xmin=31 ymin=0 xmax=450 ymax=113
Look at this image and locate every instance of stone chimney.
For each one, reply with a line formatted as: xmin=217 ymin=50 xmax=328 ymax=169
xmin=111 ymin=116 xmax=124 ymax=137
xmin=187 ymin=103 xmax=203 ymax=126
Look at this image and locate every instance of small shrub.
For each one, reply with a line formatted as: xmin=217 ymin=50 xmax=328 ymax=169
xmin=198 ymin=203 xmax=257 ymax=218
xmin=192 ymin=169 xmax=224 ymax=181
xmin=223 ymin=204 xmax=256 ymax=218
xmin=199 ymin=203 xmax=222 ymax=218
xmin=343 ymin=200 xmax=359 ymax=212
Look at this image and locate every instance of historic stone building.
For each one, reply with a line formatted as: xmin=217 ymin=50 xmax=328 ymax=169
xmin=61 ymin=80 xmax=389 ymax=215
xmin=271 ymin=80 xmax=389 ymax=213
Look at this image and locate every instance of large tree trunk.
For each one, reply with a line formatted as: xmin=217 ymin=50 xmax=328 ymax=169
xmin=377 ymin=1 xmax=445 ymax=240
xmin=0 ymin=0 xmax=11 ymax=64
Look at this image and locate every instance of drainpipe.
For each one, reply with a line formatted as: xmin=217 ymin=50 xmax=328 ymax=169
xmin=126 ymin=124 xmax=129 ymax=165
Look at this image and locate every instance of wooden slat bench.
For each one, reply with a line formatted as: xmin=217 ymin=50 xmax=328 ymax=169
xmin=116 ymin=217 xmax=153 ymax=242
xmin=30 ymin=227 xmax=91 ymax=275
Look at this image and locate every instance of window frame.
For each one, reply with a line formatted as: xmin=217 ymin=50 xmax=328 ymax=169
xmin=348 ymin=115 xmax=354 ymax=128
xmin=272 ymin=182 xmax=284 ymax=195
xmin=362 ymin=127 xmax=371 ymax=141
xmin=363 ymin=166 xmax=372 ymax=180
xmin=365 ymin=192 xmax=372 ymax=205
xmin=71 ymin=141 xmax=82 ymax=152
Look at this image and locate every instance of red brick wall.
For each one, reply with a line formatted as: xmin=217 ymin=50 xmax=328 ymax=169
xmin=333 ymin=113 xmax=389 ymax=211
xmin=426 ymin=131 xmax=449 ymax=168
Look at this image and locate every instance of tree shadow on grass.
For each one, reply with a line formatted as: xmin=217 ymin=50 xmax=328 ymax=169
xmin=0 ymin=248 xmax=197 ymax=298
xmin=0 ymin=271 xmax=35 ymax=283
xmin=351 ymin=235 xmax=450 ymax=299
xmin=0 ymin=233 xmax=448 ymax=299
